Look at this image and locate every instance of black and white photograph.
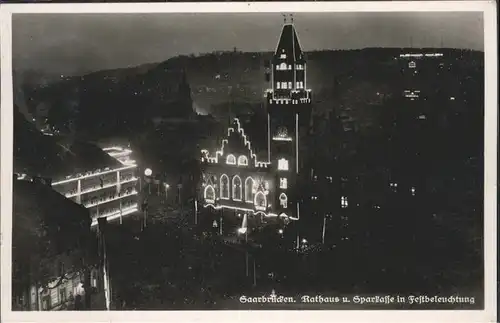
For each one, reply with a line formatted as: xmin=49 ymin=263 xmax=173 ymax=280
xmin=0 ymin=2 xmax=497 ymax=323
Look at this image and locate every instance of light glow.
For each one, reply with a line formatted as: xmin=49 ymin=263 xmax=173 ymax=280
xmin=144 ymin=168 xmax=152 ymax=176
xmin=232 ymin=175 xmax=242 ymax=201
xmin=296 ymin=113 xmax=299 ymax=173
xmin=272 ymin=136 xmax=293 ymax=142
xmin=237 ymin=155 xmax=248 ymax=166
xmin=254 ymin=191 xmax=267 ymax=211
xmin=279 ymin=193 xmax=288 ymax=208
xmin=91 ymin=204 xmax=138 ymax=227
xmin=84 ymin=190 xmax=138 ymax=208
xmin=203 ymin=203 xmax=281 ymax=219
xmin=220 ymin=174 xmax=230 ymax=199
xmin=52 ymin=164 xmax=137 ymax=186
xmin=278 ymin=158 xmax=289 ymax=171
xmin=226 ymin=154 xmax=236 ymax=165
xmin=245 ymin=176 xmax=255 ymax=203
xmin=341 ymin=196 xmax=348 ymax=208
xmin=201 ymin=118 xmax=271 ymax=168
xmin=65 ymin=177 xmax=138 ymax=198
xmin=204 ymin=185 xmax=215 ymax=204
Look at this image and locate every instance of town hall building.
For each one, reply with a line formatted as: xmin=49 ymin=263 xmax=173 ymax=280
xmin=198 ymin=20 xmax=313 ymax=235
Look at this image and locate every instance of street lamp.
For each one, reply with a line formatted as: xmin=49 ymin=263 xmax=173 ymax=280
xmin=144 ymin=168 xmax=152 ymax=194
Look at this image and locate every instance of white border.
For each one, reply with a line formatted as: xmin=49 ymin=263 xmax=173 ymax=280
xmin=1 ymin=2 xmax=497 ymax=323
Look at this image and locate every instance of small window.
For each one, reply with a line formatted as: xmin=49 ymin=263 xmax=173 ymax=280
xmin=288 ymin=82 xmax=292 ymax=89
xmin=282 ymin=82 xmax=288 ymax=89
xmin=279 ymin=193 xmax=288 ymax=208
xmin=226 ymin=154 xmax=236 ymax=165
xmin=341 ymin=196 xmax=348 ymax=208
xmin=276 ymin=82 xmax=281 ymax=89
xmin=278 ymin=158 xmax=289 ymax=171
xmin=237 ymin=155 xmax=248 ymax=166
xmin=280 ymin=178 xmax=288 ymax=189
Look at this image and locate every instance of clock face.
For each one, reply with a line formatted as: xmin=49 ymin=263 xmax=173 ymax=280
xmin=276 ymin=126 xmax=288 ymax=138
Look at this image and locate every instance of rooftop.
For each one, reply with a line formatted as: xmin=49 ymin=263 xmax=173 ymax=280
xmin=13 ymin=179 xmax=91 ymax=259
xmin=274 ymin=23 xmax=304 ymax=62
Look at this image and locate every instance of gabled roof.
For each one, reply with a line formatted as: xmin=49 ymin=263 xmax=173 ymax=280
xmin=202 ymin=118 xmax=270 ymax=167
xmin=274 ymin=23 xmax=304 ymax=62
xmin=13 ymin=179 xmax=91 ymax=259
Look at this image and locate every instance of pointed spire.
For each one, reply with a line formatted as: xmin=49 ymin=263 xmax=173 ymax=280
xmin=274 ymin=18 xmax=303 ymax=61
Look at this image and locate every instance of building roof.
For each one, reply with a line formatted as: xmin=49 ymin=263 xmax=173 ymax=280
xmin=274 ymin=23 xmax=304 ymax=62
xmin=12 ymin=179 xmax=91 ymax=261
xmin=14 ymin=107 xmax=122 ymax=179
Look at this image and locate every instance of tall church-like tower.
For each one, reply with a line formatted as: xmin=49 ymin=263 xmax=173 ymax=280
xmin=266 ymin=19 xmax=312 ymax=221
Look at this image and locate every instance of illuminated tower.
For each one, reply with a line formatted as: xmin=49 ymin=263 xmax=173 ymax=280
xmin=266 ymin=19 xmax=312 ymax=220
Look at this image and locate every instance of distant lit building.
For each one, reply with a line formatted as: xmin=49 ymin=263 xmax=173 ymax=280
xmin=198 ymin=21 xmax=312 ymax=235
xmin=397 ymin=52 xmax=445 ymax=101
xmin=51 ymin=146 xmax=139 ymax=226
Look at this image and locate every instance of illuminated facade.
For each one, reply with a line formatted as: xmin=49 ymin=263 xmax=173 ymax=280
xmin=199 ymin=21 xmax=312 ymax=232
xmin=51 ymin=146 xmax=139 ymax=226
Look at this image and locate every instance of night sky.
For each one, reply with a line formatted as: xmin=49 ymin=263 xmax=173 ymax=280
xmin=12 ymin=12 xmax=484 ymax=76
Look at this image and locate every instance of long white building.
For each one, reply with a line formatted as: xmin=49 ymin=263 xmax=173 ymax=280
xmin=51 ymin=146 xmax=139 ymax=226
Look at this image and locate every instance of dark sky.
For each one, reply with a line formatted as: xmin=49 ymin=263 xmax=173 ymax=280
xmin=13 ymin=12 xmax=484 ymax=76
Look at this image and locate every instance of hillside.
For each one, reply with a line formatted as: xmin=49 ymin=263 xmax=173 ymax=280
xmin=15 ymin=48 xmax=484 ymax=141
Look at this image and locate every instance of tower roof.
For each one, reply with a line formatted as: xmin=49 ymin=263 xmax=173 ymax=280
xmin=274 ymin=23 xmax=303 ymax=61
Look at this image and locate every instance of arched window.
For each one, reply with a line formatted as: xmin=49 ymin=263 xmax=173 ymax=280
xmin=279 ymin=62 xmax=287 ymax=70
xmin=279 ymin=193 xmax=288 ymax=208
xmin=245 ymin=177 xmax=254 ymax=203
xmin=237 ymin=155 xmax=248 ymax=166
xmin=226 ymin=154 xmax=236 ymax=165
xmin=232 ymin=175 xmax=242 ymax=201
xmin=254 ymin=191 xmax=267 ymax=211
xmin=204 ymin=185 xmax=215 ymax=203
xmin=220 ymin=174 xmax=230 ymax=199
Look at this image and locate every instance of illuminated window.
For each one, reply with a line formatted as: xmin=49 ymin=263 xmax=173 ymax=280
xmin=237 ymin=155 xmax=248 ymax=166
xmin=204 ymin=185 xmax=215 ymax=203
xmin=288 ymin=65 xmax=292 ymax=70
xmin=409 ymin=61 xmax=416 ymax=69
xmin=288 ymin=82 xmax=292 ymax=89
xmin=226 ymin=154 xmax=236 ymax=165
xmin=276 ymin=82 xmax=281 ymax=89
xmin=245 ymin=177 xmax=254 ymax=202
xmin=232 ymin=175 xmax=242 ymax=201
xmin=280 ymin=178 xmax=288 ymax=189
xmin=254 ymin=191 xmax=267 ymax=211
xmin=278 ymin=158 xmax=289 ymax=171
xmin=279 ymin=62 xmax=287 ymax=70
xmin=282 ymin=82 xmax=288 ymax=89
xmin=280 ymin=54 xmax=286 ymax=59
xmin=341 ymin=196 xmax=348 ymax=208
xmin=220 ymin=174 xmax=229 ymax=199
xmin=279 ymin=193 xmax=288 ymax=208
xmin=296 ymin=64 xmax=303 ymax=70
